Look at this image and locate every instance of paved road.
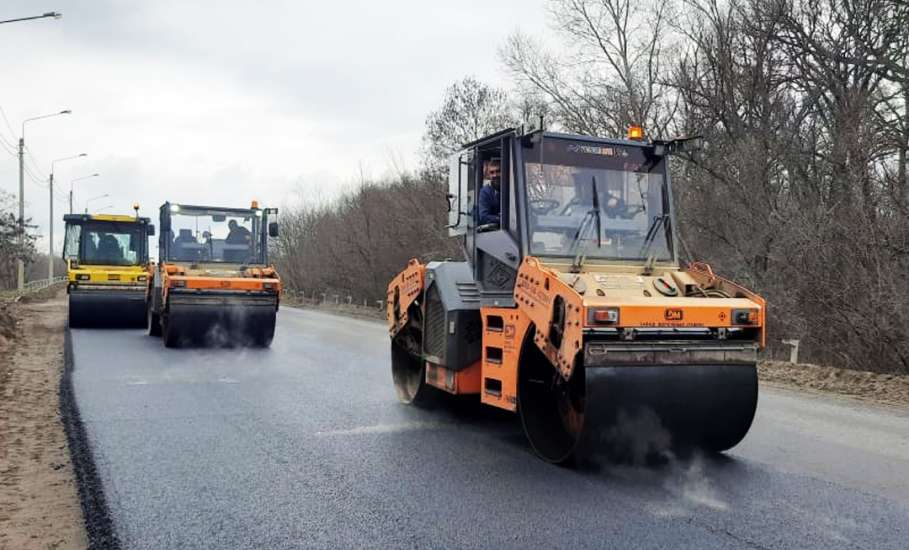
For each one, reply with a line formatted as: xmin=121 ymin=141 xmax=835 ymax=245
xmin=71 ymin=307 xmax=909 ymax=549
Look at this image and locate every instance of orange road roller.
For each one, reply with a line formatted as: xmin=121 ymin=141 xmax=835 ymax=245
xmin=387 ymin=128 xmax=763 ymax=463
xmin=146 ymin=201 xmax=282 ymax=348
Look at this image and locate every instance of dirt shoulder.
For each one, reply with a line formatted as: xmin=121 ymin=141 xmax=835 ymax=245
xmin=0 ymin=290 xmax=87 ymax=550
xmin=759 ymin=360 xmax=909 ymax=408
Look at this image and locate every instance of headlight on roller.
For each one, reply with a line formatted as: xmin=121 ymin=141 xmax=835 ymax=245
xmin=75 ymin=273 xmax=90 ymax=281
xmin=137 ymin=275 xmax=148 ymax=282
xmin=587 ymin=307 xmax=619 ymax=325
xmin=731 ymin=308 xmax=759 ymax=325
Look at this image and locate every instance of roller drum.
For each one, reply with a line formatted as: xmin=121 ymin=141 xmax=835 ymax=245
xmin=580 ymin=363 xmax=758 ymax=459
xmin=162 ymin=292 xmax=278 ymax=348
xmin=68 ymin=288 xmax=147 ymax=329
xmin=518 ymin=340 xmax=758 ymax=464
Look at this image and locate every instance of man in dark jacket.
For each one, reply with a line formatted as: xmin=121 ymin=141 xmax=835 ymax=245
xmin=226 ymin=219 xmax=252 ymax=244
xmin=478 ymin=158 xmax=501 ymax=226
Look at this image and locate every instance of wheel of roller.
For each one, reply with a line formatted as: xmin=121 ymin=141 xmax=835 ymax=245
xmin=147 ymin=303 xmax=161 ymax=337
xmin=517 ymin=333 xmax=585 ymax=464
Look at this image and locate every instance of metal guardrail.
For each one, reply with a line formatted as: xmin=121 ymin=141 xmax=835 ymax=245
xmin=283 ymin=289 xmax=385 ymax=312
xmin=23 ymin=276 xmax=67 ymax=292
xmin=0 ymin=276 xmax=67 ymax=300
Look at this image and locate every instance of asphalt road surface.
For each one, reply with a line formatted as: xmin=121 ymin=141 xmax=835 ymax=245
xmin=71 ymin=307 xmax=909 ymax=549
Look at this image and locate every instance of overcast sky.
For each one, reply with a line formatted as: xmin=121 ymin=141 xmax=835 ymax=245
xmin=0 ymin=0 xmax=548 ymax=256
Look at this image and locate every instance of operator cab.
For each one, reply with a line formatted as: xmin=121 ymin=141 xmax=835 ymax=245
xmin=63 ymin=214 xmax=154 ymax=268
xmin=448 ymin=128 xmax=699 ymax=305
xmin=158 ymin=202 xmax=279 ymax=266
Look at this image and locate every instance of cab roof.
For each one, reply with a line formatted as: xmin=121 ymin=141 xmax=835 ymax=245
xmin=162 ymin=202 xmax=261 ymax=214
xmin=461 ymin=127 xmax=657 ymax=152
xmin=63 ymin=213 xmax=151 ymax=224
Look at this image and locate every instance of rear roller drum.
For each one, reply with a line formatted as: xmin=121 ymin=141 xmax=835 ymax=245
xmin=391 ymin=336 xmax=437 ymax=407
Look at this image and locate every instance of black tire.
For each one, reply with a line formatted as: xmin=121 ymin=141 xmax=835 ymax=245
xmin=148 ymin=303 xmax=161 ymax=337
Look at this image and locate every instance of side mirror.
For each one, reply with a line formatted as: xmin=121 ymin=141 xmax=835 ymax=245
xmin=268 ymin=222 xmax=279 ymax=237
xmin=653 ymin=136 xmax=705 ymax=157
xmin=147 ymin=224 xmax=156 ymax=237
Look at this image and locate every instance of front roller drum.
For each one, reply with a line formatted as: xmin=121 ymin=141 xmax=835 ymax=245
xmin=68 ymin=289 xmax=147 ymax=329
xmin=162 ymin=301 xmax=277 ymax=348
xmin=518 ymin=344 xmax=758 ymax=463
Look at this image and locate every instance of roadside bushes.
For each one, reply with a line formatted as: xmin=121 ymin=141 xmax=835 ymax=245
xmin=272 ymin=173 xmax=460 ymax=308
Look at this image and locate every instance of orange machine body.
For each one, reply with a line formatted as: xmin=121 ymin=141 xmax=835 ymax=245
xmin=387 ymin=257 xmax=765 ymax=413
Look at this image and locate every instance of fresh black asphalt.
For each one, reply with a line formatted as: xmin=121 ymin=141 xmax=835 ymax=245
xmin=68 ymin=307 xmax=909 ymax=549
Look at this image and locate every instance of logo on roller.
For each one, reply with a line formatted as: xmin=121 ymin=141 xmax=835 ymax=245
xmin=664 ymin=308 xmax=683 ymax=321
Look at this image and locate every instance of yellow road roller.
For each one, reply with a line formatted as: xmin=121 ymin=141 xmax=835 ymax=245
xmin=63 ymin=210 xmax=154 ymax=328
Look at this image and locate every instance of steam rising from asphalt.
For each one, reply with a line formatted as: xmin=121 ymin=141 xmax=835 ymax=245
xmin=602 ymin=407 xmax=673 ymax=464
xmin=602 ymin=407 xmax=731 ymax=516
xmin=203 ymin=301 xmax=256 ymax=347
xmin=169 ymin=297 xmax=270 ymax=348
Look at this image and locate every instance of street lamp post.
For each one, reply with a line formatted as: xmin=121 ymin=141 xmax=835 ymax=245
xmin=70 ymin=173 xmax=100 ymax=215
xmin=49 ymin=153 xmax=87 ymax=279
xmin=18 ymin=109 xmax=71 ymax=291
xmin=84 ymin=194 xmax=110 ymax=214
xmin=0 ymin=12 xmax=62 ymax=25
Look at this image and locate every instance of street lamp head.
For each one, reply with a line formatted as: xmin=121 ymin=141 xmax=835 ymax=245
xmin=47 ymin=12 xmax=63 ymax=19
xmin=60 ymin=109 xmax=72 ymax=115
xmin=78 ymin=153 xmax=87 ymax=157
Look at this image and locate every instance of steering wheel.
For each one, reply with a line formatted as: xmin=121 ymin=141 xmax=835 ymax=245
xmin=529 ymin=199 xmax=560 ymax=215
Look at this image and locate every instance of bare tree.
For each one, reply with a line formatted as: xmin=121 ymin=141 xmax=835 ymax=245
xmin=502 ymin=0 xmax=679 ymax=136
xmin=0 ymin=190 xmax=37 ymax=290
xmin=421 ymin=77 xmax=518 ymax=175
xmin=273 ymin=171 xmax=459 ymax=305
xmin=503 ymin=0 xmax=909 ymax=372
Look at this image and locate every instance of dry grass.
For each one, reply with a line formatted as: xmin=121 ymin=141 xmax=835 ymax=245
xmin=759 ymin=360 xmax=909 ymax=408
